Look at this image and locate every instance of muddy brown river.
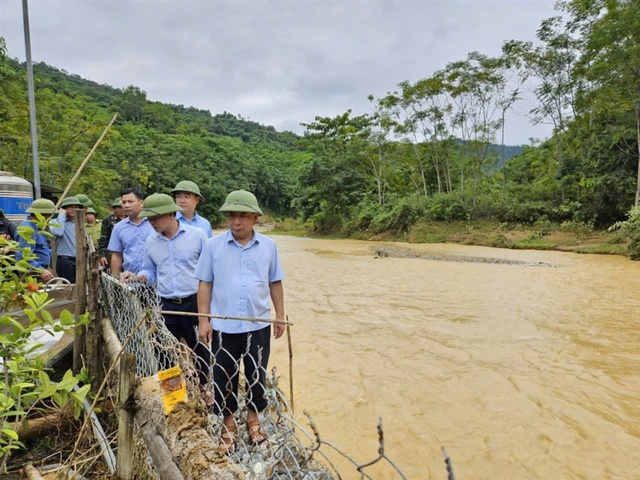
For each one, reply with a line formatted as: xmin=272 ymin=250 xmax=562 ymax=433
xmin=267 ymin=235 xmax=640 ymax=480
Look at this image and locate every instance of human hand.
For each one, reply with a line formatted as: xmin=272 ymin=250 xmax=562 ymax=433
xmin=120 ymin=271 xmax=137 ymax=283
xmin=99 ymin=257 xmax=108 ymax=267
xmin=274 ymin=320 xmax=285 ymax=339
xmin=41 ymin=269 xmax=54 ymax=282
xmin=198 ymin=317 xmax=213 ymax=344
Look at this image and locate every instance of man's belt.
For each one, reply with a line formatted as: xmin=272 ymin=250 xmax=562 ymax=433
xmin=57 ymin=256 xmax=76 ymax=260
xmin=160 ymin=293 xmax=197 ymax=305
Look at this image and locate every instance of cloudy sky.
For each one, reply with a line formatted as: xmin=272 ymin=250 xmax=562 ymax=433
xmin=2 ymin=0 xmax=558 ymax=145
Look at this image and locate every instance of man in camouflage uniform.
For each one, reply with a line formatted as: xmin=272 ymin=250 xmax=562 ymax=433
xmin=98 ymin=197 xmax=125 ymax=268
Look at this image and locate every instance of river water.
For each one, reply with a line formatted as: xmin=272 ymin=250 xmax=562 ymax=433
xmin=268 ymin=236 xmax=640 ymax=480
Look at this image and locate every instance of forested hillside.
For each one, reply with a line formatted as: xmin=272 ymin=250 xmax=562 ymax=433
xmin=1 ymin=0 xmax=639 ymax=234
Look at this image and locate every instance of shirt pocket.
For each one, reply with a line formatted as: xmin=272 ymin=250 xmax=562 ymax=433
xmin=245 ymin=257 xmax=271 ymax=286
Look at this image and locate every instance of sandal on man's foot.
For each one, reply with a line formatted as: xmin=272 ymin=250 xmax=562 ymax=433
xmin=246 ymin=420 xmax=267 ymax=445
xmin=218 ymin=425 xmax=236 ymax=454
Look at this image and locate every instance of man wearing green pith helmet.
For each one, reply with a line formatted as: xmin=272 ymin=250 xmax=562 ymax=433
xmin=171 ymin=180 xmax=212 ymax=238
xmin=120 ymin=193 xmax=211 ymax=404
xmin=16 ymin=198 xmax=57 ymax=282
xmin=195 ymin=189 xmax=285 ymax=453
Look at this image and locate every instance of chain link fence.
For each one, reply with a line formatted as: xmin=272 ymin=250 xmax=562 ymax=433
xmin=99 ymin=273 xmax=453 ymax=480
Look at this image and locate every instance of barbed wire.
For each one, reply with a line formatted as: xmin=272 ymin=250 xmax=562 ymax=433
xmin=98 ymin=273 xmax=455 ymax=480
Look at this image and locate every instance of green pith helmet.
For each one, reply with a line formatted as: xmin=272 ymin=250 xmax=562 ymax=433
xmin=26 ymin=198 xmax=56 ymax=215
xmin=170 ymin=180 xmax=204 ymax=202
xmin=219 ymin=189 xmax=263 ymax=215
xmin=60 ymin=196 xmax=83 ymax=208
xmin=111 ymin=197 xmax=122 ymax=208
xmin=75 ymin=194 xmax=93 ymax=207
xmin=86 ymin=207 xmax=96 ymax=214
xmin=138 ymin=193 xmax=182 ymax=218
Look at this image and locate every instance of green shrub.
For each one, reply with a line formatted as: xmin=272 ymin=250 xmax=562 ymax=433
xmin=370 ymin=197 xmax=423 ymax=234
xmin=609 ymin=206 xmax=640 ymax=259
xmin=310 ymin=211 xmax=343 ymax=234
xmin=424 ymin=194 xmax=470 ymax=221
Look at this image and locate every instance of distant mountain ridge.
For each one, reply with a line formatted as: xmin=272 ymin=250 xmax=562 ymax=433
xmin=9 ymin=58 xmax=525 ymax=161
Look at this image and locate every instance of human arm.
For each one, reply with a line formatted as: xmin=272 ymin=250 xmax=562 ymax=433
xmin=197 ymin=280 xmax=213 ymax=344
xmin=269 ymin=280 xmax=285 ymax=339
xmin=98 ymin=219 xmax=113 ymax=267
xmin=110 ymin=251 xmax=123 ymax=278
xmin=49 ymin=212 xmax=66 ymax=237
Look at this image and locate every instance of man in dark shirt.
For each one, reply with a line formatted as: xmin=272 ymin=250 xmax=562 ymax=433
xmin=99 ymin=197 xmax=125 ymax=269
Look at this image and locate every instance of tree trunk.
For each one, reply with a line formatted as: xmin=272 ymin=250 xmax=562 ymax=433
xmin=635 ymin=105 xmax=640 ymax=207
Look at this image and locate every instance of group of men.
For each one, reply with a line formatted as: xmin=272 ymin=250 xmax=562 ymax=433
xmin=16 ymin=181 xmax=285 ymax=453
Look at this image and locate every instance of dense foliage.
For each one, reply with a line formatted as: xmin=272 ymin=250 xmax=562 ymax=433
xmin=1 ymin=0 xmax=639 ymax=240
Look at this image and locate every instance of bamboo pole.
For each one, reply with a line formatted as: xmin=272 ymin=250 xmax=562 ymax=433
xmin=160 ymin=310 xmax=291 ymax=326
xmin=286 ymin=314 xmax=294 ymax=413
xmin=101 ymin=315 xmax=123 ymax=372
xmin=73 ymin=210 xmax=87 ymax=374
xmin=55 ymin=113 xmax=118 ymax=208
xmin=117 ymin=354 xmax=135 ymax=480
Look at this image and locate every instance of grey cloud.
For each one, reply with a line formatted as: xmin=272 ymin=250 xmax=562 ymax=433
xmin=2 ymin=0 xmax=557 ymax=143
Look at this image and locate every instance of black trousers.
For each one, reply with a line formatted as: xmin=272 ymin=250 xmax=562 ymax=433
xmin=56 ymin=256 xmax=76 ymax=283
xmin=212 ymin=326 xmax=271 ymax=416
xmin=159 ymin=295 xmax=211 ymax=386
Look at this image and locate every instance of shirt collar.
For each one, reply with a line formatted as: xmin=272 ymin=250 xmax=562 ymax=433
xmin=225 ymin=229 xmax=259 ymax=248
xmin=176 ymin=211 xmax=201 ymax=222
xmin=124 ymin=216 xmax=149 ymax=225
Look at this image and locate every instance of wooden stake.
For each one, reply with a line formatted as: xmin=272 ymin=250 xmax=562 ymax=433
xmin=117 ymin=354 xmax=135 ymax=480
xmin=86 ymin=251 xmax=103 ymax=391
xmin=55 ymin=113 xmax=118 ymax=208
xmin=73 ymin=210 xmax=87 ymax=374
xmin=286 ymin=314 xmax=294 ymax=413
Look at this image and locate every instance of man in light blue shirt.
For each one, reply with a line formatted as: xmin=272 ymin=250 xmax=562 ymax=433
xmin=196 ymin=189 xmax=285 ymax=453
xmin=122 ymin=193 xmax=210 ymax=400
xmin=49 ymin=196 xmax=83 ymax=283
xmin=16 ymin=198 xmax=57 ymax=282
xmin=171 ymin=180 xmax=212 ymax=238
xmin=108 ymin=187 xmax=154 ymax=276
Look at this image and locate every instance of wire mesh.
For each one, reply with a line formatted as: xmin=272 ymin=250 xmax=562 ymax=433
xmin=99 ymin=273 xmax=450 ymax=480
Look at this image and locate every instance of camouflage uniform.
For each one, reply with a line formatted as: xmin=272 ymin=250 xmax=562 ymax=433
xmin=98 ymin=214 xmax=121 ymax=263
xmin=86 ymin=220 xmax=102 ymax=249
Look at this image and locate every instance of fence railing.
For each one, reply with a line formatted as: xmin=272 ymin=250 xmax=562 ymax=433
xmin=98 ymin=273 xmax=454 ymax=480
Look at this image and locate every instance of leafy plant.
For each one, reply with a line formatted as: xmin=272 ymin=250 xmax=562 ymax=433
xmin=0 ymin=218 xmax=89 ymax=471
xmin=609 ymin=206 xmax=640 ymax=260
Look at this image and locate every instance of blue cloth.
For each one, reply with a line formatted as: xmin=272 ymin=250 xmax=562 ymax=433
xmin=107 ymin=217 xmax=154 ymax=274
xmin=16 ymin=219 xmax=51 ymax=269
xmin=138 ymin=223 xmax=208 ymax=298
xmin=176 ymin=211 xmax=212 ymax=238
xmin=195 ymin=229 xmax=284 ymax=334
xmin=49 ymin=212 xmax=76 ymax=257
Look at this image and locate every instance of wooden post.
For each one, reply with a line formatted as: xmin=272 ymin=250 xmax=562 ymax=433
xmin=73 ymin=209 xmax=87 ymax=374
xmin=117 ymin=354 xmax=135 ymax=480
xmin=286 ymin=315 xmax=294 ymax=414
xmin=86 ymin=251 xmax=103 ymax=390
